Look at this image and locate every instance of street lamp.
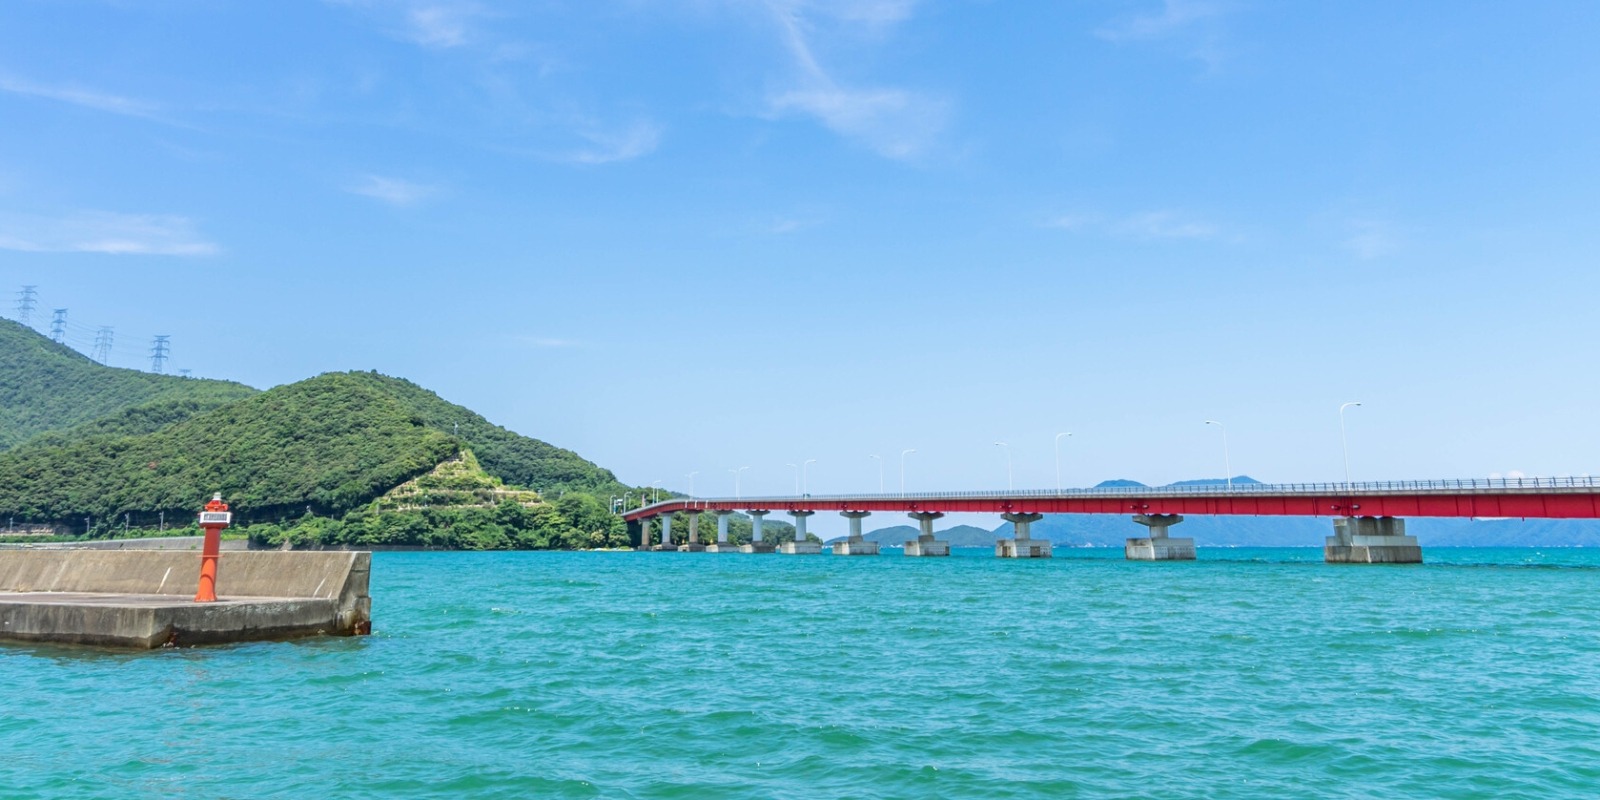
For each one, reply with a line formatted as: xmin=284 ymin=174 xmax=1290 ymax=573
xmin=650 ymin=480 xmax=662 ymax=504
xmin=686 ymin=471 xmax=698 ymax=499
xmin=622 ymin=491 xmax=632 ymax=510
xmin=1054 ymin=432 xmax=1072 ymax=493
xmin=1339 ymin=402 xmax=1362 ymax=489
xmin=869 ymin=454 xmax=884 ymax=493
xmin=994 ymin=442 xmax=1013 ymax=491
xmin=900 ymin=449 xmax=917 ymax=497
xmin=730 ymin=466 xmax=751 ymax=501
xmin=803 ymin=459 xmax=817 ymax=495
xmin=1204 ymin=420 xmax=1231 ymax=488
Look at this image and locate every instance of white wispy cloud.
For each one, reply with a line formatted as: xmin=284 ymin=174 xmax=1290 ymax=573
xmin=346 ymin=174 xmax=438 ymax=206
xmin=761 ymin=0 xmax=947 ymax=160
xmin=1344 ymin=219 xmax=1399 ymax=260
xmin=326 ymin=0 xmax=483 ymax=50
xmin=0 ymin=211 xmax=219 ymax=256
xmin=1095 ymin=0 xmax=1225 ymax=43
xmin=560 ymin=121 xmax=663 ymax=165
xmin=517 ymin=336 xmax=581 ymax=349
xmin=0 ymin=74 xmax=160 ymax=119
xmin=1115 ymin=210 xmax=1219 ymax=240
xmin=405 ymin=3 xmax=476 ymax=48
xmin=1046 ymin=210 xmax=1223 ymax=241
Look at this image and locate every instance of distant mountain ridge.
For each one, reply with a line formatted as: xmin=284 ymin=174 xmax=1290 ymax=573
xmin=841 ymin=524 xmax=998 ymax=547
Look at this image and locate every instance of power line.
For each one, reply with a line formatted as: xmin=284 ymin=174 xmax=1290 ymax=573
xmin=15 ymin=285 xmax=37 ymax=325
xmin=49 ymin=309 xmax=67 ymax=343
xmin=150 ymin=335 xmax=170 ymax=374
xmin=92 ymin=326 xmax=115 ymax=364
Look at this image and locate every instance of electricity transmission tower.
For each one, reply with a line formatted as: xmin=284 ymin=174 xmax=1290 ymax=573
xmin=92 ymin=327 xmax=115 ymax=364
xmin=15 ymin=285 xmax=37 ymax=324
xmin=49 ymin=309 xmax=67 ymax=343
xmin=150 ymin=335 xmax=171 ymax=374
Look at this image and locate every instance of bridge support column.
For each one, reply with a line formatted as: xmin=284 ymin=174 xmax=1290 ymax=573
xmin=1325 ymin=517 xmax=1421 ymax=564
xmin=1126 ymin=514 xmax=1195 ymax=561
xmin=653 ymin=512 xmax=677 ymax=551
xmin=706 ymin=511 xmax=738 ymax=553
xmin=780 ymin=511 xmax=822 ymax=554
xmin=905 ymin=511 xmax=949 ymax=557
xmin=677 ymin=511 xmax=706 ymax=552
xmin=630 ymin=517 xmax=649 ymax=549
xmin=740 ymin=510 xmax=775 ymax=553
xmin=833 ymin=511 xmax=879 ymax=555
xmin=997 ymin=513 xmax=1051 ymax=558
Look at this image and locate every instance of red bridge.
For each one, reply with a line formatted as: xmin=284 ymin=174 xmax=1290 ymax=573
xmin=622 ymin=477 xmax=1600 ymax=564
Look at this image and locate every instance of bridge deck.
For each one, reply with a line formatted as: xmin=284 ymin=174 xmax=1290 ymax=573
xmin=623 ymin=478 xmax=1600 ymax=521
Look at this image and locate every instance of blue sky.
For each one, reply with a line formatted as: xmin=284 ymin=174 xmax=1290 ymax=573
xmin=3 ymin=1 xmax=1599 ymax=527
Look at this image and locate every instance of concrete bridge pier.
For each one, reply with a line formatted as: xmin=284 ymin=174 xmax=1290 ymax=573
xmin=904 ymin=511 xmax=950 ymax=557
xmin=833 ymin=511 xmax=879 ymax=555
xmin=677 ymin=511 xmax=706 ymax=552
xmin=740 ymin=510 xmax=775 ymax=553
xmin=997 ymin=512 xmax=1051 ymax=558
xmin=1126 ymin=514 xmax=1195 ymax=561
xmin=1325 ymin=517 xmax=1421 ymax=563
xmin=653 ymin=512 xmax=677 ymax=551
xmin=706 ymin=511 xmax=739 ymax=553
xmin=781 ymin=511 xmax=822 ymax=554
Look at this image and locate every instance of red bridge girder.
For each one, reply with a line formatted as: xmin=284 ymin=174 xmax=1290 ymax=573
xmin=623 ymin=491 xmax=1600 ymax=522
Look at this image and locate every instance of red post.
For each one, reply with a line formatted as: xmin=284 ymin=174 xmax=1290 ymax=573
xmin=194 ymin=493 xmax=232 ymax=603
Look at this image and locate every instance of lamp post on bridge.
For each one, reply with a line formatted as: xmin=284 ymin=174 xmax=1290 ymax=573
xmin=1339 ymin=402 xmax=1362 ymax=490
xmin=730 ymin=466 xmax=751 ymax=501
xmin=900 ymin=449 xmax=916 ymax=497
xmin=1054 ymin=432 xmax=1072 ymax=493
xmin=1204 ymin=420 xmax=1231 ymax=489
xmin=994 ymin=442 xmax=1013 ymax=491
xmin=869 ymin=454 xmax=884 ymax=494
xmin=686 ymin=471 xmax=698 ymax=499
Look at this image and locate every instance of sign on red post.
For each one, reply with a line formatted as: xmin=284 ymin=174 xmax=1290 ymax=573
xmin=194 ymin=493 xmax=231 ymax=603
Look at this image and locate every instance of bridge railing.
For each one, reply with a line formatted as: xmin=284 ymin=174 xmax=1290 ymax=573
xmin=628 ymin=475 xmax=1600 ymax=513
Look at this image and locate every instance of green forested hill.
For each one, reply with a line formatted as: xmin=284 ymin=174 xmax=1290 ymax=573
xmin=0 ymin=372 xmax=458 ymax=525
xmin=0 ymin=318 xmax=257 ymax=450
xmin=1 ymin=320 xmax=639 ymax=546
xmin=338 ymin=372 xmax=626 ymax=497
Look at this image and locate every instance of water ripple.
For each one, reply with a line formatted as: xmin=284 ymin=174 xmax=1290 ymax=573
xmin=4 ymin=548 xmax=1600 ymax=798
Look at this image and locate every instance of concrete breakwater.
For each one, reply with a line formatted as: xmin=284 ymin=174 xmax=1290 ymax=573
xmin=0 ymin=536 xmax=251 ymax=551
xmin=0 ymin=550 xmax=371 ymax=648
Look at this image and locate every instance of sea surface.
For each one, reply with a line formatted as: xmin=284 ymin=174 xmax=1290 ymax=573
xmin=4 ymin=547 xmax=1600 ymax=799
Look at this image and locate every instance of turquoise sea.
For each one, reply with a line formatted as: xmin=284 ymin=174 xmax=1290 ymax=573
xmin=4 ymin=547 xmax=1600 ymax=798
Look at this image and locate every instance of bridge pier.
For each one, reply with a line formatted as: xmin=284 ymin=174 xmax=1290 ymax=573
xmin=677 ymin=511 xmax=706 ymax=552
xmin=781 ymin=511 xmax=822 ymax=554
xmin=740 ymin=510 xmax=775 ymax=553
xmin=653 ymin=511 xmax=677 ymax=551
xmin=1126 ymin=514 xmax=1195 ymax=561
xmin=833 ymin=511 xmax=879 ymax=555
xmin=1325 ymin=517 xmax=1421 ymax=563
xmin=997 ymin=513 xmax=1051 ymax=558
xmin=905 ymin=512 xmax=949 ymax=557
xmin=706 ymin=511 xmax=739 ymax=552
